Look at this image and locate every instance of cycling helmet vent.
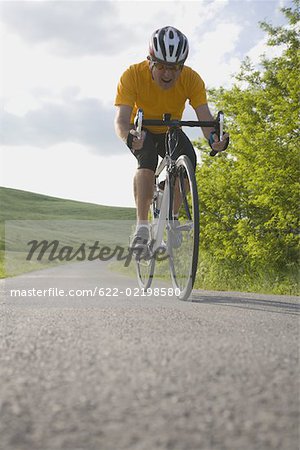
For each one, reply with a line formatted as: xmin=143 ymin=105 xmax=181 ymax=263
xmin=149 ymin=26 xmax=189 ymax=64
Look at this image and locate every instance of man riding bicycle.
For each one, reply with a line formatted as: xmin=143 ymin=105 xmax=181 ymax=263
xmin=114 ymin=26 xmax=229 ymax=250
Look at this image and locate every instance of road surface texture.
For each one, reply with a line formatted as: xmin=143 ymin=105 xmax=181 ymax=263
xmin=0 ymin=260 xmax=299 ymax=450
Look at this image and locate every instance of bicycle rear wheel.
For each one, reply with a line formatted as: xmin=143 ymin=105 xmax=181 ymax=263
xmin=136 ymin=199 xmax=156 ymax=290
xmin=168 ymin=155 xmax=199 ymax=300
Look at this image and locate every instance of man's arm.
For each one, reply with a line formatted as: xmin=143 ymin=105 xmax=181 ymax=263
xmin=114 ymin=105 xmax=146 ymax=151
xmin=114 ymin=105 xmax=133 ymax=143
xmin=194 ymin=104 xmax=215 ymax=140
xmin=194 ymin=104 xmax=229 ymax=153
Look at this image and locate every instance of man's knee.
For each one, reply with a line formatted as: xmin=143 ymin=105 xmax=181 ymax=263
xmin=135 ymin=168 xmax=155 ymax=177
xmin=134 ymin=169 xmax=154 ymax=202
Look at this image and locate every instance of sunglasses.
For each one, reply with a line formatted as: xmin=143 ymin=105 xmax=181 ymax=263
xmin=151 ymin=60 xmax=183 ymax=72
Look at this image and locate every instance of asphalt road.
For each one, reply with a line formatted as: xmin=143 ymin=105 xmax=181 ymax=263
xmin=0 ymin=261 xmax=299 ymax=450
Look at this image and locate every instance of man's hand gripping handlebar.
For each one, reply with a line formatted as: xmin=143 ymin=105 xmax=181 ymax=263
xmin=208 ymin=111 xmax=229 ymax=156
xmin=126 ymin=109 xmax=146 ymax=152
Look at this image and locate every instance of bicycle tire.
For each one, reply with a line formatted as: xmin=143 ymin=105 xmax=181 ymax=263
xmin=136 ymin=201 xmax=156 ymax=290
xmin=168 ymin=155 xmax=199 ymax=300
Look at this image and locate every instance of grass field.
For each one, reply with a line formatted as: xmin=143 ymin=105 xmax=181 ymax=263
xmin=0 ymin=187 xmax=136 ymax=278
xmin=2 ymin=187 xmax=297 ymax=295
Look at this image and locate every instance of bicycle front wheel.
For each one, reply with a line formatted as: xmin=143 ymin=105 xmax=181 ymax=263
xmin=168 ymin=155 xmax=199 ymax=300
xmin=136 ymin=250 xmax=155 ymax=290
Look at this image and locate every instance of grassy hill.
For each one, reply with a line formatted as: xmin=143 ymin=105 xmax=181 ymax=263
xmin=0 ymin=187 xmax=135 ymax=221
xmin=0 ymin=187 xmax=136 ymax=278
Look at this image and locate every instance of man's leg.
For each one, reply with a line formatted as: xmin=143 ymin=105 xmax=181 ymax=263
xmin=130 ymin=131 xmax=159 ymax=251
xmin=133 ymin=168 xmax=155 ymax=223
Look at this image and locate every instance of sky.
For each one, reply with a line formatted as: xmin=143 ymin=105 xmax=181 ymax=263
xmin=0 ymin=0 xmax=292 ymax=207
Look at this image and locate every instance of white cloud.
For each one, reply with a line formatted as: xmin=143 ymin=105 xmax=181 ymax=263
xmin=246 ymin=35 xmax=285 ymax=65
xmin=0 ymin=143 xmax=136 ymax=207
xmin=189 ymin=22 xmax=242 ymax=87
xmin=1 ymin=91 xmax=119 ymax=153
xmin=1 ymin=2 xmax=236 ymax=116
xmin=1 ymin=1 xmax=135 ymax=56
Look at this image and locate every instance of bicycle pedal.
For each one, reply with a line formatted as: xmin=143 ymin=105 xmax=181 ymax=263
xmin=179 ymin=224 xmax=193 ymax=232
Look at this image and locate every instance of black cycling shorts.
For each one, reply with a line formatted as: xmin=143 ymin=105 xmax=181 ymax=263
xmin=131 ymin=128 xmax=197 ymax=172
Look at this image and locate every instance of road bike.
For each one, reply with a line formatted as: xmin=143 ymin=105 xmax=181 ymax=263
xmin=133 ymin=109 xmax=224 ymax=301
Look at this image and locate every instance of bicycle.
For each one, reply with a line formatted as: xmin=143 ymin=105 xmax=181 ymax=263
xmin=133 ymin=109 xmax=224 ymax=301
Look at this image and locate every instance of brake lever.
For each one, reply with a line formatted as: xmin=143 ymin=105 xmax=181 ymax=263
xmin=210 ymin=111 xmax=224 ymax=157
xmin=134 ymin=108 xmax=143 ymax=139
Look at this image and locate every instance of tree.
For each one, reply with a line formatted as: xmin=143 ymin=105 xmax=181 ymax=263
xmin=194 ymin=1 xmax=300 ymax=294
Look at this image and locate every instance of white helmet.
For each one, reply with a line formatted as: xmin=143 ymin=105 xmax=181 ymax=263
xmin=149 ymin=26 xmax=189 ymax=65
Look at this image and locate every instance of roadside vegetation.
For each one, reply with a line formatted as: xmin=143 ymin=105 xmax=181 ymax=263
xmin=193 ymin=1 xmax=299 ymax=295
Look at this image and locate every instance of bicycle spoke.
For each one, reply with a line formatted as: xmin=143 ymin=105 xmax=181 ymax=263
xmin=136 ymin=252 xmax=155 ymax=289
xmin=179 ymin=169 xmax=192 ymax=221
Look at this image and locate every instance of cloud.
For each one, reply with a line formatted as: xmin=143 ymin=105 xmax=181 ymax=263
xmin=1 ymin=90 xmax=122 ymax=154
xmin=189 ymin=21 xmax=242 ymax=88
xmin=0 ymin=1 xmax=135 ymax=56
xmin=246 ymin=35 xmax=286 ymax=66
xmin=1 ymin=1 xmax=233 ymax=59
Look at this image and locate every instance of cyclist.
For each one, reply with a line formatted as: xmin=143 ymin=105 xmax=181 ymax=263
xmin=114 ymin=26 xmax=229 ymax=250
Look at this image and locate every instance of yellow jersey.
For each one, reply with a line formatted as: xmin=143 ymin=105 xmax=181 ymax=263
xmin=115 ymin=60 xmax=207 ymax=134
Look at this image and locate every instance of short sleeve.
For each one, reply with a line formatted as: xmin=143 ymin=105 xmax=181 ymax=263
xmin=188 ymin=70 xmax=207 ymax=109
xmin=114 ymin=66 xmax=136 ymax=107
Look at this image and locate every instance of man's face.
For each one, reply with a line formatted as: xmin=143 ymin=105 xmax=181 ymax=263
xmin=150 ymin=60 xmax=183 ymax=90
